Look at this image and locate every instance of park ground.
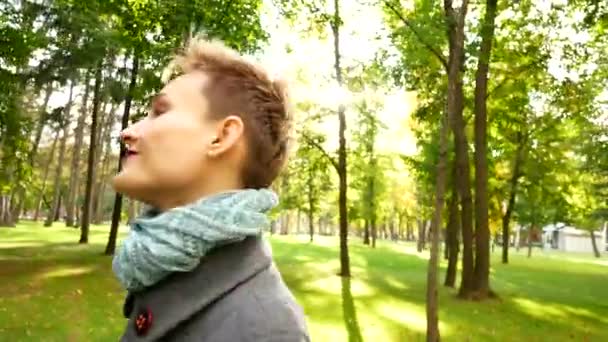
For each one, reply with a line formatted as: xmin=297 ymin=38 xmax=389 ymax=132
xmin=1 ymin=222 xmax=607 ymax=341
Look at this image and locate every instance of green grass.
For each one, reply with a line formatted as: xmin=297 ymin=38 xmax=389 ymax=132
xmin=1 ymin=222 xmax=607 ymax=341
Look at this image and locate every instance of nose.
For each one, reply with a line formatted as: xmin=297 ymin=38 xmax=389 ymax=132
xmin=120 ymin=123 xmax=139 ymax=147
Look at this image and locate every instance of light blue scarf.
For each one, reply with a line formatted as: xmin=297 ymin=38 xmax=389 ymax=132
xmin=112 ymin=189 xmax=278 ymax=292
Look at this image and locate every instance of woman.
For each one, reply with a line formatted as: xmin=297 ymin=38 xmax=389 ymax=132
xmin=111 ymin=38 xmax=309 ymax=341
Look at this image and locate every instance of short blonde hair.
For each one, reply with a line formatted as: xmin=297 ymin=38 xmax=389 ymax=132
xmin=168 ymin=38 xmax=291 ymax=189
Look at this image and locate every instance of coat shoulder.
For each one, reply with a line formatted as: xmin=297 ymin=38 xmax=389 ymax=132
xmin=237 ymin=265 xmax=310 ymax=342
xmin=178 ymin=264 xmax=310 ymax=342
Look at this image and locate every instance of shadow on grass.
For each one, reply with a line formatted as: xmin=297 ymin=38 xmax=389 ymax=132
xmin=271 ymin=236 xmax=608 ymax=341
xmin=341 ymin=276 xmax=363 ymax=342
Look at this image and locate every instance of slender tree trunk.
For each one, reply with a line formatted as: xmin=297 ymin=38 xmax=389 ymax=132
xmin=417 ymin=219 xmax=427 ymax=252
xmin=590 ymin=230 xmax=601 ymax=258
xmin=66 ymin=72 xmax=91 ymax=227
xmin=426 ymin=108 xmax=450 ymax=342
xmin=92 ymin=103 xmax=117 ymax=224
xmin=31 ymin=83 xmax=54 ymax=165
xmin=90 ymin=100 xmax=109 ymax=224
xmin=53 ymin=194 xmax=62 ymax=221
xmin=308 ymin=208 xmax=314 ymax=243
xmin=515 ymin=226 xmax=521 ymax=252
xmin=371 ymin=214 xmax=377 ymax=248
xmin=398 ymin=214 xmax=403 ymax=241
xmin=332 ymin=0 xmax=350 ymax=277
xmin=80 ymin=63 xmax=103 ymax=244
xmin=444 ymin=0 xmax=474 ymax=300
xmin=363 ymin=219 xmax=370 ymax=245
xmin=444 ymin=182 xmax=460 ymax=288
xmin=407 ymin=220 xmax=414 ymax=241
xmin=34 ymin=128 xmax=60 ymax=221
xmin=472 ymin=0 xmax=498 ymax=299
xmin=94 ymin=127 xmax=114 ymax=224
xmin=305 ymin=166 xmax=315 ymax=242
xmin=502 ymin=131 xmax=524 ymax=264
xmin=10 ymin=83 xmax=54 ymax=224
xmin=44 ymin=81 xmax=74 ymax=227
xmin=0 ymin=196 xmax=10 ymax=226
xmin=389 ymin=213 xmax=395 ymax=241
xmin=527 ymin=226 xmax=533 ymax=258
xmin=106 ymin=53 xmax=140 ymax=255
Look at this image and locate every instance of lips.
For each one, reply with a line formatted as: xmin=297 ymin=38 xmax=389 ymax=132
xmin=124 ymin=148 xmax=138 ymax=159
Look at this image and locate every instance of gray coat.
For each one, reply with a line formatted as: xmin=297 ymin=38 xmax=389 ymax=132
xmin=119 ymin=237 xmax=310 ymax=341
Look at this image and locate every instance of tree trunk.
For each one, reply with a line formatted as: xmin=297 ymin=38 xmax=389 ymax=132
xmin=44 ymin=81 xmax=74 ymax=227
xmin=444 ymin=0 xmax=474 ymax=300
xmin=106 ymin=53 xmax=140 ymax=255
xmin=389 ymin=213 xmax=395 ymax=241
xmin=502 ymin=131 xmax=524 ymax=264
xmin=65 ymin=71 xmax=91 ymax=227
xmin=444 ymin=182 xmax=460 ymax=288
xmin=31 ymin=83 xmax=54 ymax=166
xmin=0 ymin=196 xmax=10 ymax=226
xmin=332 ymin=0 xmax=350 ymax=278
xmin=80 ymin=63 xmax=103 ymax=244
xmin=426 ymin=108 xmax=450 ymax=342
xmin=318 ymin=217 xmax=323 ymax=236
xmin=10 ymin=83 xmax=55 ymax=224
xmin=92 ymin=102 xmax=117 ymax=224
xmin=296 ymin=209 xmax=301 ymax=234
xmin=417 ymin=219 xmax=427 ymax=252
xmin=53 ymin=194 xmax=62 ymax=221
xmin=407 ymin=220 xmax=414 ymax=241
xmin=34 ymin=128 xmax=60 ymax=221
xmin=527 ymin=225 xmax=533 ymax=258
xmin=472 ymin=0 xmax=498 ymax=299
xmin=363 ymin=219 xmax=370 ymax=245
xmin=308 ymin=209 xmax=314 ymax=243
xmin=94 ymin=127 xmax=114 ymax=224
xmin=590 ymin=230 xmax=601 ymax=258
xmin=371 ymin=214 xmax=377 ymax=248
xmin=397 ymin=214 xmax=403 ymax=241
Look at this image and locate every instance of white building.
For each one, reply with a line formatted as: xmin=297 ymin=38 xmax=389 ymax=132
xmin=542 ymin=224 xmax=607 ymax=253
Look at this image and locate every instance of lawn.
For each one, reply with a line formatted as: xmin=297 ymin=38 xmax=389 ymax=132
xmin=1 ymin=222 xmax=607 ymax=341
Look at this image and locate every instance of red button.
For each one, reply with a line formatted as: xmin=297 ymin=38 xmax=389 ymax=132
xmin=134 ymin=307 xmax=153 ymax=336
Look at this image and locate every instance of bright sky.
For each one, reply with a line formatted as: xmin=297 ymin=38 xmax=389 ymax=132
xmin=257 ymin=0 xmax=419 ymax=157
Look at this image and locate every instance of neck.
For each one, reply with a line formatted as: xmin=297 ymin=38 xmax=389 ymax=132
xmin=153 ymin=172 xmax=243 ymax=211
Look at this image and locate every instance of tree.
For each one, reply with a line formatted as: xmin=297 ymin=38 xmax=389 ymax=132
xmin=65 ymin=72 xmax=91 ymax=227
xmin=106 ymin=52 xmax=138 ymax=255
xmin=426 ymin=107 xmax=449 ymax=341
xmin=444 ymin=163 xmax=460 ymax=287
xmin=80 ymin=62 xmax=103 ymax=244
xmin=442 ymin=0 xmax=475 ymax=299
xmin=330 ymin=0 xmax=351 ymax=277
xmin=472 ymin=0 xmax=498 ymax=298
xmin=44 ymin=80 xmax=74 ymax=227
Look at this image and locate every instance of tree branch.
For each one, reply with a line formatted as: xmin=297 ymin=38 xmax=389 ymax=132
xmin=299 ymin=131 xmax=339 ymax=171
xmin=384 ymin=0 xmax=449 ymax=71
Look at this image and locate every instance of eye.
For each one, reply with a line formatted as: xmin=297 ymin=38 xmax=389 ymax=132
xmin=150 ymin=94 xmax=170 ymax=117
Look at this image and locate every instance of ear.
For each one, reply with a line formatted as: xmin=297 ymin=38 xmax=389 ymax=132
xmin=207 ymin=115 xmax=244 ymax=158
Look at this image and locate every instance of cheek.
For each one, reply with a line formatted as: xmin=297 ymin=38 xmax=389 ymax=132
xmin=144 ymin=121 xmax=208 ymax=181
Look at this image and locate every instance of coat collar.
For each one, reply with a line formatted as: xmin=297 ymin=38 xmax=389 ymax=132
xmin=121 ymin=236 xmax=272 ymax=341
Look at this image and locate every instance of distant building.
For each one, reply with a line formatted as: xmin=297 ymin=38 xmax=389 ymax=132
xmin=542 ymin=224 xmax=607 ymax=253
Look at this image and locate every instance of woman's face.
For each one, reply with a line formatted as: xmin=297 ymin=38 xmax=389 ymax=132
xmin=112 ymin=72 xmax=220 ymax=207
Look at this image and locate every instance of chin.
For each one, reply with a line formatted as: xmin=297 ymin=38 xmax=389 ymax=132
xmin=112 ymin=171 xmax=148 ymax=202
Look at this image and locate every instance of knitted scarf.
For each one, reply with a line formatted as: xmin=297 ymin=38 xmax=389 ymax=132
xmin=112 ymin=189 xmax=278 ymax=292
